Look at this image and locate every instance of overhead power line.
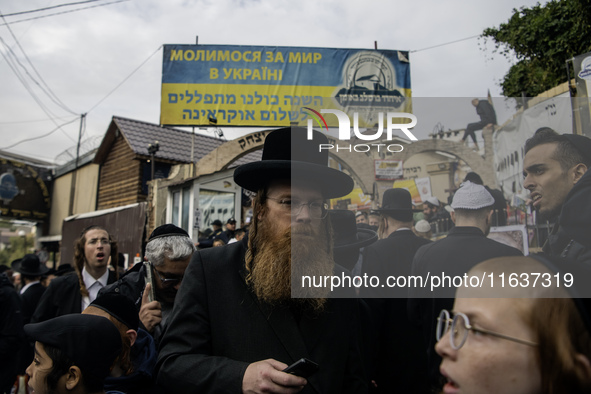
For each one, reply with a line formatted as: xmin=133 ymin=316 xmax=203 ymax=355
xmin=0 ymin=117 xmax=79 ymax=150
xmin=0 ymin=0 xmax=108 ymax=18
xmin=0 ymin=14 xmax=77 ymax=115
xmin=411 ymin=34 xmax=481 ymax=53
xmin=86 ymin=45 xmax=162 ymax=114
xmin=0 ymin=35 xmax=77 ymax=142
xmin=0 ymin=0 xmax=129 ymax=26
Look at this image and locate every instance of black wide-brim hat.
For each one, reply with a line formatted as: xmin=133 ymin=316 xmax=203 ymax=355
xmin=234 ymin=127 xmax=354 ymax=199
xmin=377 ymin=188 xmax=422 ymax=213
xmin=329 ymin=210 xmax=378 ymax=251
xmin=12 ymin=254 xmax=49 ymax=276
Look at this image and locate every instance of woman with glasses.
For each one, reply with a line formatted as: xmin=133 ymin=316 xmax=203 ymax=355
xmin=435 ymin=256 xmax=591 ymax=394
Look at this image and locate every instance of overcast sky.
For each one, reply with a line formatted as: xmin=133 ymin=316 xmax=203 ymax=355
xmin=0 ymin=0 xmax=549 ymax=164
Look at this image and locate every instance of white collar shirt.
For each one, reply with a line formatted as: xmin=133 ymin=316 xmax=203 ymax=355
xmin=20 ymin=281 xmax=40 ymax=295
xmin=81 ymin=267 xmax=109 ymax=311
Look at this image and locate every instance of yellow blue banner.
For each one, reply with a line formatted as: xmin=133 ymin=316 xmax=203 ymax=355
xmin=161 ymin=44 xmax=411 ymax=127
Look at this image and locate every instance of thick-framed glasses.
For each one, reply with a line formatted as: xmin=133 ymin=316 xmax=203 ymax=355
xmin=266 ymin=197 xmax=329 ymax=219
xmin=150 ymin=263 xmax=183 ymax=287
xmin=436 ymin=309 xmax=538 ymax=350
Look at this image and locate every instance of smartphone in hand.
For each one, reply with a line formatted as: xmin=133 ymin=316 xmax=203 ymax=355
xmin=283 ymin=358 xmax=319 ymax=378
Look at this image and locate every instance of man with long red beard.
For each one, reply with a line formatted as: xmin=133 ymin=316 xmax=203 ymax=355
xmin=156 ymin=127 xmax=367 ymax=393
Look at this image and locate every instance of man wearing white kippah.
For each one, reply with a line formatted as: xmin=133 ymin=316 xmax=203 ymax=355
xmin=408 ymin=181 xmax=523 ymax=392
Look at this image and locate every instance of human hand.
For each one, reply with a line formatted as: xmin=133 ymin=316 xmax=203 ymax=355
xmin=140 ymin=283 xmax=162 ymax=332
xmin=242 ymin=359 xmax=307 ymax=394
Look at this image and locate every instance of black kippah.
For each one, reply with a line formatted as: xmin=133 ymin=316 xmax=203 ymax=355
xmin=148 ymin=224 xmax=190 ymax=241
xmin=90 ymin=293 xmax=139 ymax=331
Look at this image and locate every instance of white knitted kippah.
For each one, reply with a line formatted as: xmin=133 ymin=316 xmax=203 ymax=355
xmin=451 ymin=181 xmax=494 ymax=210
xmin=425 ymin=196 xmax=440 ymax=207
xmin=415 ymin=220 xmax=431 ymax=233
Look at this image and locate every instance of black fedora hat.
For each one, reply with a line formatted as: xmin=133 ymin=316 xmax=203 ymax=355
xmin=329 ymin=210 xmax=378 ymax=251
xmin=234 ymin=127 xmax=353 ymax=199
xmin=12 ymin=254 xmax=49 ymax=276
xmin=377 ymin=188 xmax=421 ymax=213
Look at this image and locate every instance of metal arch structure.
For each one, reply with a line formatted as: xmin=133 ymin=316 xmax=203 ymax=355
xmin=195 ymin=128 xmax=497 ymax=195
xmin=194 ymin=130 xmax=372 ymax=194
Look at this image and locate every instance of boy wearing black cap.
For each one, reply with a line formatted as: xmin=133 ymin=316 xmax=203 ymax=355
xmin=24 ymin=314 xmax=121 ymax=394
xmin=84 ymin=293 xmax=158 ymax=394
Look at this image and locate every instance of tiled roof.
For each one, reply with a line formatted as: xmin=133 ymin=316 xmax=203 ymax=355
xmin=113 ymin=116 xmax=224 ymax=163
xmin=230 ymin=149 xmax=263 ymax=168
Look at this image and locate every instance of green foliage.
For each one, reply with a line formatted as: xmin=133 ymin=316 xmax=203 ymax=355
xmin=0 ymin=235 xmax=34 ymax=267
xmin=482 ymin=0 xmax=591 ymax=98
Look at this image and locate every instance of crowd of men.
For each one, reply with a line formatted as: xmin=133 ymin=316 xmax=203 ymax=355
xmin=0 ymin=126 xmax=589 ymax=394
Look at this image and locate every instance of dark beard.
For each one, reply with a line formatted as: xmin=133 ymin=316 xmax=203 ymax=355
xmin=248 ymin=217 xmax=334 ymax=311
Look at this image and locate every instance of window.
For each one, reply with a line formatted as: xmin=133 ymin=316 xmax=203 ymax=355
xmin=199 ymin=190 xmax=235 ymax=228
xmin=171 ymin=186 xmax=191 ymax=232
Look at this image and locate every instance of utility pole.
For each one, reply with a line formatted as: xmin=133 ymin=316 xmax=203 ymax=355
xmin=68 ymin=113 xmax=86 ymax=216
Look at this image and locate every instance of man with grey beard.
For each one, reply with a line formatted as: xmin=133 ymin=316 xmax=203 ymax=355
xmin=156 ymin=127 xmax=367 ymax=393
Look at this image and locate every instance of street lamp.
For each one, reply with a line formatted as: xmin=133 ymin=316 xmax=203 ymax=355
xmin=148 ymin=141 xmax=160 ymax=181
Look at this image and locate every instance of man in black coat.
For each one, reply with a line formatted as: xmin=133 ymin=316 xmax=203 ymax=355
xmin=196 ymin=219 xmax=223 ymax=249
xmin=461 ymin=98 xmax=497 ymax=151
xmin=31 ymin=226 xmax=118 ymax=323
xmin=12 ymin=254 xmax=50 ymax=374
xmin=360 ymin=188 xmax=431 ymax=393
xmin=409 ymin=181 xmax=522 ymax=391
xmin=0 ymin=272 xmax=26 ymax=394
xmin=12 ymin=254 xmax=48 ymax=325
xmin=99 ymin=224 xmax=195 ymax=346
xmin=522 ymin=128 xmax=591 ymax=260
xmin=157 ymin=127 xmax=367 ymax=393
xmin=215 ymin=217 xmax=238 ymax=244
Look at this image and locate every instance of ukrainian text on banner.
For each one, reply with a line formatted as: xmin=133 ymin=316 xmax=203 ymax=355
xmin=160 ymin=44 xmax=411 ymax=127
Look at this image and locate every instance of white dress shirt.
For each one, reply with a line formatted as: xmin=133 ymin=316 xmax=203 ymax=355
xmin=81 ymin=267 xmax=110 ymax=311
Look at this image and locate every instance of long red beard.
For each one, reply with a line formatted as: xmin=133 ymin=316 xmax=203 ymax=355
xmin=249 ymin=218 xmax=334 ymax=311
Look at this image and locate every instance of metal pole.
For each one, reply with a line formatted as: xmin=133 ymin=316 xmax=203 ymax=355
xmin=68 ymin=113 xmax=85 ymax=216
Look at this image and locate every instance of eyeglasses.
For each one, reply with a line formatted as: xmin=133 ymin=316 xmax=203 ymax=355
xmin=151 ymin=263 xmax=183 ymax=287
xmin=266 ymin=197 xmax=329 ymax=219
xmin=436 ymin=309 xmax=538 ymax=350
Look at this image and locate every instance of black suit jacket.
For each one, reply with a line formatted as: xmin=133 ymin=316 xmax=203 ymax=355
xmin=156 ymin=239 xmax=367 ymax=393
xmin=360 ymin=230 xmax=432 ymax=393
xmin=408 ymin=226 xmax=522 ymax=388
xmin=31 ymin=270 xmax=117 ymax=323
xmin=20 ymin=282 xmax=46 ymax=325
